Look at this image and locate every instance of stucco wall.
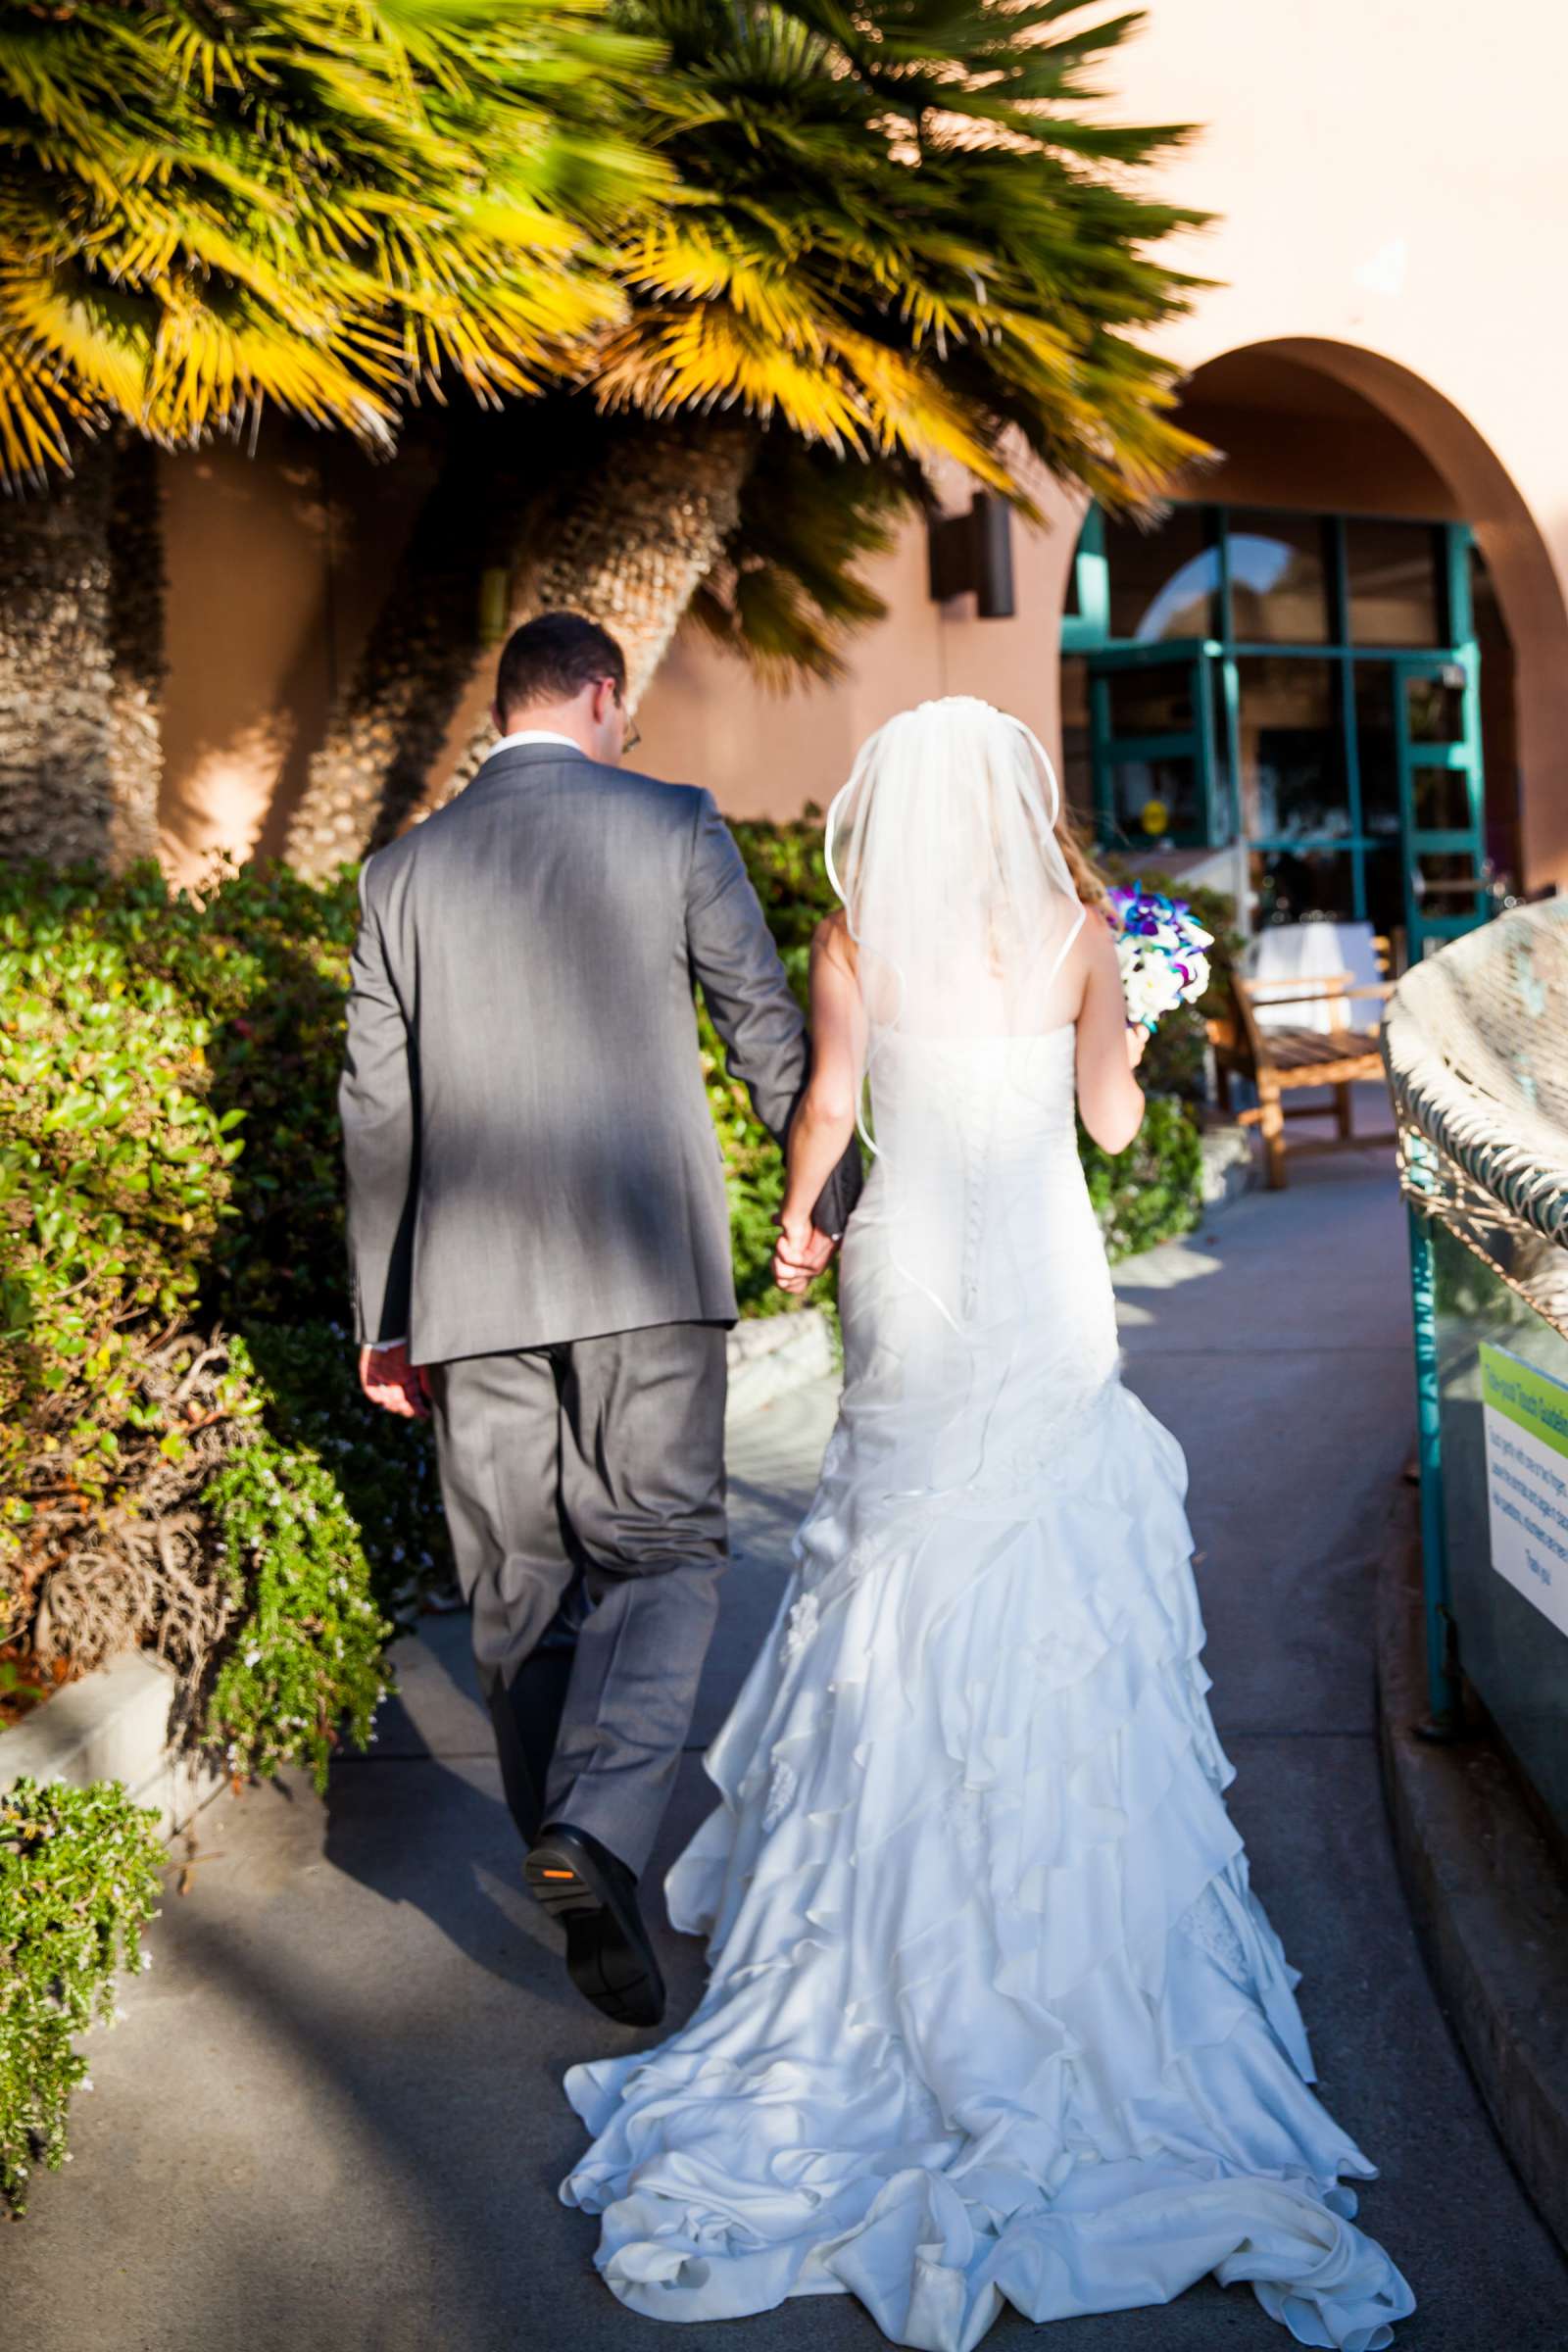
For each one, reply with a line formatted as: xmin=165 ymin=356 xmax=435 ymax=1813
xmin=159 ymin=434 xmax=436 ymax=883
xmin=633 ymin=464 xmax=1083 ymax=820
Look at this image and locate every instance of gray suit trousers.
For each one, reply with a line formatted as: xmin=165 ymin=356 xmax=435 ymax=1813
xmin=428 ymin=1323 xmax=727 ymax=1879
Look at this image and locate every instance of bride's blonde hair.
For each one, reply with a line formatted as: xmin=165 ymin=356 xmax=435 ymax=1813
xmin=1055 ymin=812 xmax=1111 ymax=914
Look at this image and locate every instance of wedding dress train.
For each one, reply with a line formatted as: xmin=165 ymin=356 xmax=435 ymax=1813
xmin=561 ymin=1027 xmax=1414 ymax=2351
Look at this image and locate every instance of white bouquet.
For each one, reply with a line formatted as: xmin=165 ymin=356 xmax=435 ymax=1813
xmin=1107 ymin=883 xmax=1214 ymax=1034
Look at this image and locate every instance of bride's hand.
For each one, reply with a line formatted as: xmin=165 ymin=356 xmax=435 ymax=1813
xmin=1126 ymin=1023 xmax=1149 ymax=1070
xmin=774 ymin=1213 xmax=834 ymax=1295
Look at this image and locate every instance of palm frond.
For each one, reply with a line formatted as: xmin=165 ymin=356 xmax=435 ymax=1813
xmin=615 ymin=0 xmax=1214 ymax=514
xmin=0 ymin=0 xmax=669 ymax=483
xmin=691 ymin=434 xmax=914 ymax=683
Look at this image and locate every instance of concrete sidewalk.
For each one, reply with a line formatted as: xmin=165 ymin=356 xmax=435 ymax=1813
xmin=10 ymin=1150 xmax=1568 ymax=2349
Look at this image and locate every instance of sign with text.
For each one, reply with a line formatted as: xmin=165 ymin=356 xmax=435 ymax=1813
xmin=1480 ymin=1342 xmax=1568 ymax=1642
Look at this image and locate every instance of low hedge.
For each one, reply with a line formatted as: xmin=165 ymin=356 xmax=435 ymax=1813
xmin=0 ymin=862 xmax=400 ymax=1779
xmin=0 ymin=1776 xmax=164 ymax=2215
xmin=1081 ymin=1095 xmax=1204 ymax=1260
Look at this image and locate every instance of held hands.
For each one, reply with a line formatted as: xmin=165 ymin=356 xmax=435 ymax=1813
xmin=359 ymin=1341 xmax=432 ymax=1420
xmin=773 ymin=1212 xmax=837 ymax=1297
xmin=1126 ymin=1023 xmax=1149 ymax=1071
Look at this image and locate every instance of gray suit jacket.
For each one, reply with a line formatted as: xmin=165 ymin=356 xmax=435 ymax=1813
xmin=340 ymin=743 xmax=861 ymax=1362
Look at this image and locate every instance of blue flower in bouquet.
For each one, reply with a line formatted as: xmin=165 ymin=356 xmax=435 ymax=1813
xmin=1106 ymin=882 xmax=1214 ymax=1033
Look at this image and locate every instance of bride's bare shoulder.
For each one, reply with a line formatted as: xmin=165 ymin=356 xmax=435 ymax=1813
xmin=813 ymin=908 xmax=858 ymax=972
xmin=1076 ymin=899 xmax=1119 ymax=968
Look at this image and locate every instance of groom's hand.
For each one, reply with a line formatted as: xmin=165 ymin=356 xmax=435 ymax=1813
xmin=359 ymin=1342 xmax=431 ymax=1420
xmin=773 ymin=1214 xmax=836 ymax=1297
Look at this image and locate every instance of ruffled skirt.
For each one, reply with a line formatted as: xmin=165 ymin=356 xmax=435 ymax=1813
xmin=561 ymin=1379 xmax=1414 ymax=2350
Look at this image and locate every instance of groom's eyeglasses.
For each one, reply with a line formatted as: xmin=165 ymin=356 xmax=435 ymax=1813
xmin=612 ymin=684 xmax=641 ymax=755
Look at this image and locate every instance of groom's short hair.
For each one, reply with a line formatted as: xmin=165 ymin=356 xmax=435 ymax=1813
xmin=496 ymin=611 xmax=626 ymax=718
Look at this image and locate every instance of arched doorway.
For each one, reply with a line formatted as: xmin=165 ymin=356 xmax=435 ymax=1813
xmin=1059 ymin=340 xmax=1568 ymax=960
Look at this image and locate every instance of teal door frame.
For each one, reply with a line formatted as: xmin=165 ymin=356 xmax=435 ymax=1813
xmin=1395 ymin=650 xmax=1489 ymax=959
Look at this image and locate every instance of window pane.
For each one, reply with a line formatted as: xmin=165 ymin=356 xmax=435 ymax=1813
xmin=1105 ymin=662 xmax=1197 ymax=737
xmin=1105 ymin=508 xmax=1217 ymax=643
xmin=1109 ymin=757 xmax=1200 ymax=844
xmin=1362 ymin=845 xmax=1405 ymax=942
xmin=1235 ymin=658 xmax=1349 ymax=839
xmin=1347 ymin=519 xmax=1444 ymax=646
xmin=1405 ymin=669 xmax=1465 ymax=743
xmin=1250 ymin=848 xmax=1357 ymax=927
xmin=1411 ymin=763 xmax=1475 ymax=832
xmin=1226 ymin=512 xmax=1331 ymax=644
xmin=1352 ymin=662 xmax=1401 ymax=839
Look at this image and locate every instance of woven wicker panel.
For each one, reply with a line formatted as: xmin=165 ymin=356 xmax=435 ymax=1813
xmin=1383 ymin=902 xmax=1568 ymax=1261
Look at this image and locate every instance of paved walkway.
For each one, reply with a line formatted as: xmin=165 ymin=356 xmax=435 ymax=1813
xmin=11 ymin=1145 xmax=1568 ymax=2349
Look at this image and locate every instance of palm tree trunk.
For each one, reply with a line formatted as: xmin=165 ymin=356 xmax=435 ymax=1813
xmin=280 ymin=416 xmax=548 ymax=880
xmin=283 ymin=413 xmax=754 ymax=877
xmin=0 ymin=435 xmax=163 ymax=869
xmin=433 ymin=414 xmax=754 ymax=815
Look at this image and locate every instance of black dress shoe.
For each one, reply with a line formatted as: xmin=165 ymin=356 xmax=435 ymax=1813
xmin=524 ymin=1823 xmax=666 ymax=2029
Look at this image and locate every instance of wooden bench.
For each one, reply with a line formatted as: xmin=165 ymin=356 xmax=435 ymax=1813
xmin=1205 ymin=959 xmax=1396 ymax=1190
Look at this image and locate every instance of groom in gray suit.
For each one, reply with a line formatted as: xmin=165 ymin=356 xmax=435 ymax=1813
xmin=341 ymin=611 xmax=858 ymax=2028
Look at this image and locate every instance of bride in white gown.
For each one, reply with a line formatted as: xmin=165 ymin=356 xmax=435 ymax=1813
xmin=560 ymin=699 xmax=1415 ymax=2352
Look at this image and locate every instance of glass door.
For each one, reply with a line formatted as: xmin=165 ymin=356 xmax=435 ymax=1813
xmin=1233 ymin=652 xmax=1361 ymax=927
xmin=1087 ymin=642 xmax=1223 ymax=854
xmin=1396 ymin=655 xmax=1488 ymax=959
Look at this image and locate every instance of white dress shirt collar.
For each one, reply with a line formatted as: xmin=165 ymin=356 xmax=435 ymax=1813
xmin=490 ymin=727 xmax=584 ymax=757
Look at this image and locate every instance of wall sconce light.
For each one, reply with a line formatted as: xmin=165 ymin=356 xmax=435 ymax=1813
xmin=926 ymin=492 xmax=1015 ymax=619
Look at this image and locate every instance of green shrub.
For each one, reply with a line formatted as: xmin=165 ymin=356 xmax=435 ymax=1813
xmin=712 ymin=815 xmax=841 ymax=1315
xmin=1080 ymin=1095 xmax=1204 ymax=1262
xmin=240 ymin=1319 xmax=450 ymax=1617
xmin=700 ymin=993 xmax=830 ymax=1318
xmin=0 ymin=862 xmax=242 ymax=1595
xmin=732 ymin=811 xmax=835 ymax=969
xmin=0 ymin=863 xmax=417 ymax=1778
xmin=132 ymin=858 xmax=362 ymax=1325
xmin=206 ymin=1387 xmax=394 ymax=1792
xmin=0 ymin=1776 xmax=164 ymax=2215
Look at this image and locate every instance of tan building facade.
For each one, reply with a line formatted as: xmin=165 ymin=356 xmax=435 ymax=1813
xmin=159 ymin=0 xmax=1568 ymax=951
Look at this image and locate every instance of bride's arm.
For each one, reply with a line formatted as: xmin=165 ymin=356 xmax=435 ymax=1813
xmin=775 ymin=916 xmax=866 ymax=1294
xmin=1075 ymin=911 xmax=1147 ymax=1155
